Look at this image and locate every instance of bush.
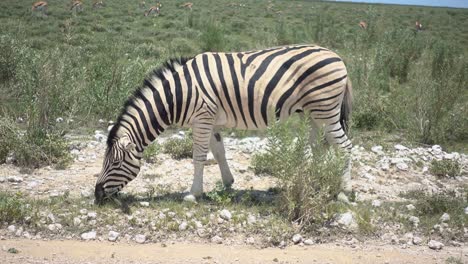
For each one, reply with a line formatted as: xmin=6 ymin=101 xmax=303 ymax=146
xmin=251 ymin=118 xmax=346 ymax=229
xmin=430 ymin=159 xmax=461 ymax=177
xmin=162 ymin=133 xmax=193 ymax=160
xmin=200 ymin=20 xmax=225 ymax=52
xmin=0 ymin=192 xmax=28 ymax=224
xmin=143 ymin=142 xmax=161 ymax=163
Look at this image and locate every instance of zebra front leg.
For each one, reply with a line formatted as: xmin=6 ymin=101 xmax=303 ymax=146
xmin=184 ymin=120 xmax=214 ymax=201
xmin=210 ymin=131 xmax=234 ymax=188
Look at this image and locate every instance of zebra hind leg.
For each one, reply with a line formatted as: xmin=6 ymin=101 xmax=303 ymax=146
xmin=209 ymin=131 xmax=234 ymax=188
xmin=310 ymin=117 xmax=353 ymax=193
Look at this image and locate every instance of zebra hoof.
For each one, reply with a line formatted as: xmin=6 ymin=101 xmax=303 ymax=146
xmin=183 ymin=194 xmax=197 ymax=203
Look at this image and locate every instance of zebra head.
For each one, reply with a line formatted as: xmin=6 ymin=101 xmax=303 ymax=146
xmin=94 ymin=135 xmax=141 ymax=204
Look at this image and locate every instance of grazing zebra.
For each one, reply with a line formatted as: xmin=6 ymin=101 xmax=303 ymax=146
xmin=32 ymin=1 xmax=48 ymax=16
xmin=70 ymin=0 xmax=83 ymax=12
xmin=94 ymin=45 xmax=353 ymax=204
xmin=144 ymin=3 xmax=161 ymax=16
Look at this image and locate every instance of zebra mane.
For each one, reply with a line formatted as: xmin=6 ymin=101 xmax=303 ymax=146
xmin=106 ymin=57 xmax=192 ymax=148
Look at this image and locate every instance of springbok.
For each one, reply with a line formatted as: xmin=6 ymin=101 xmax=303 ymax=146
xmin=144 ymin=4 xmax=161 ymax=17
xmin=93 ymin=0 xmax=105 ymax=9
xmin=415 ymin=21 xmax=423 ymax=31
xmin=180 ymin=2 xmax=193 ymax=11
xmin=359 ymin=21 xmax=367 ymax=30
xmin=32 ymin=1 xmax=48 ymax=16
xmin=70 ymin=0 xmax=84 ymax=12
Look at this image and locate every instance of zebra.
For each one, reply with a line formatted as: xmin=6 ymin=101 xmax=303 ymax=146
xmin=94 ymin=45 xmax=353 ymax=204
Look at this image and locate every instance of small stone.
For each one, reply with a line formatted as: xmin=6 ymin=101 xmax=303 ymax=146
xmin=292 ymin=234 xmax=303 ymax=244
xmin=7 ymin=225 xmax=16 ymax=233
xmin=179 ymin=222 xmax=188 ymax=231
xmin=80 ymin=190 xmax=91 ymax=198
xmin=55 ymin=117 xmax=64 ymax=123
xmin=409 ymin=216 xmax=419 ymax=227
xmin=443 ymin=153 xmax=454 ymax=160
xmin=139 ymin=202 xmax=150 ymax=207
xmin=217 ymin=217 xmax=224 ymax=224
xmin=219 ymin=209 xmax=232 ymax=221
xmin=440 ymin=213 xmax=450 ymax=222
xmin=428 ymin=240 xmax=444 ymax=250
xmin=108 ymin=231 xmax=120 ymax=242
xmin=337 ymin=212 xmax=358 ymax=230
xmin=135 ymin=234 xmax=146 ymax=244
xmin=87 ymin=212 xmax=97 ymax=219
xmin=372 ymin=200 xmax=381 ymax=207
xmin=396 ymin=162 xmax=409 ymax=171
xmin=183 ymin=195 xmax=197 ymax=203
xmin=73 ymin=217 xmax=81 ymax=226
xmin=406 ymin=204 xmax=415 ymax=211
xmin=247 ymin=214 xmax=256 ymax=225
xmin=167 ymin=212 xmax=176 ymax=218
xmin=394 ymin=144 xmax=408 ymax=151
xmin=81 ymin=231 xmax=96 ymax=240
xmin=464 ymin=207 xmax=468 ymax=215
xmin=337 ymin=192 xmax=349 ymax=203
xmin=211 ymin=235 xmax=223 ymax=244
xmin=371 ymin=146 xmax=383 ymax=154
xmin=303 ymin=239 xmax=314 ymax=246
xmin=79 ymin=209 xmax=88 ymax=215
xmin=246 ymin=237 xmax=255 ymax=244
xmin=47 ymin=224 xmax=56 ymax=231
xmin=412 ymin=236 xmax=423 ymax=245
xmin=47 ymin=213 xmax=55 ymax=223
xmin=7 ymin=176 xmax=23 ymax=183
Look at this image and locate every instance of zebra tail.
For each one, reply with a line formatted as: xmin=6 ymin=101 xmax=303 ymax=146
xmin=340 ymin=78 xmax=353 ymax=134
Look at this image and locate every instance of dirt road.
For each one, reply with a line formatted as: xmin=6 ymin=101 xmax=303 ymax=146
xmin=1 ymin=239 xmax=465 ymax=264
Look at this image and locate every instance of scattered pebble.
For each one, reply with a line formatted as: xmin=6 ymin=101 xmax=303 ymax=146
xmin=219 ymin=209 xmax=232 ymax=221
xmin=108 ymin=231 xmax=120 ymax=242
xmin=179 ymin=222 xmax=188 ymax=231
xmin=440 ymin=213 xmax=450 ymax=222
xmin=428 ymin=240 xmax=444 ymax=250
xmin=135 ymin=234 xmax=146 ymax=244
xmin=211 ymin=235 xmax=223 ymax=244
xmin=81 ymin=231 xmax=96 ymax=240
xmin=371 ymin=200 xmax=381 ymax=207
xmin=292 ymin=234 xmax=302 ymax=244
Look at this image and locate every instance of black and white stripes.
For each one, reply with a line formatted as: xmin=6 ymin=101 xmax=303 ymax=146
xmin=95 ymin=44 xmax=353 ymax=203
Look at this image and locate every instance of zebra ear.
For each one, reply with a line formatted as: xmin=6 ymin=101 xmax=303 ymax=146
xmin=119 ymin=136 xmax=136 ymax=151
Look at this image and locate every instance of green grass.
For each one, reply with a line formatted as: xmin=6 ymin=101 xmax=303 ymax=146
xmin=430 ymin=159 xmax=462 ymax=178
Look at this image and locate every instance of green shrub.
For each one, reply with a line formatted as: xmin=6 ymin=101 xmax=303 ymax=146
xmin=251 ymin=118 xmax=346 ymax=229
xmin=143 ymin=142 xmax=161 ymax=163
xmin=200 ymin=20 xmax=225 ymax=52
xmin=0 ymin=192 xmax=28 ymax=224
xmin=206 ymin=181 xmax=235 ymax=204
xmin=430 ymin=159 xmax=461 ymax=177
xmin=162 ymin=133 xmax=193 ymax=160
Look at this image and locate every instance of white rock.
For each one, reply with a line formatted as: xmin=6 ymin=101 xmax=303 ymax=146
xmin=371 ymin=146 xmax=383 ymax=154
xmin=428 ymin=240 xmax=444 ymax=250
xmin=372 ymin=200 xmax=381 ymax=207
xmin=73 ymin=217 xmax=81 ymax=226
xmin=80 ymin=190 xmax=91 ymax=198
xmin=87 ymin=212 xmax=97 ymax=219
xmin=108 ymin=231 xmax=120 ymax=242
xmin=219 ymin=209 xmax=232 ymax=221
xmin=47 ymin=213 xmax=56 ymax=223
xmin=406 ymin=204 xmax=415 ymax=211
xmin=409 ymin=216 xmax=420 ymax=227
xmin=167 ymin=212 xmax=176 ymax=218
xmin=412 ymin=236 xmax=423 ymax=245
xmin=179 ymin=221 xmax=188 ymax=231
xmin=79 ymin=209 xmax=88 ymax=215
xmin=443 ymin=153 xmax=454 ymax=160
xmin=246 ymin=237 xmax=255 ymax=244
xmin=0 ymin=177 xmax=5 ymax=183
xmin=431 ymin=145 xmax=442 ymax=154
xmin=7 ymin=176 xmax=23 ymax=183
xmin=394 ymin=144 xmax=408 ymax=151
xmin=81 ymin=231 xmax=96 ymax=240
xmin=55 ymin=117 xmax=64 ymax=123
xmin=135 ymin=234 xmax=146 ymax=244
xmin=292 ymin=234 xmax=303 ymax=244
xmin=440 ymin=213 xmax=450 ymax=222
xmin=337 ymin=192 xmax=349 ymax=203
xmin=337 ymin=212 xmax=358 ymax=230
xmin=183 ymin=194 xmax=197 ymax=203
xmin=247 ymin=214 xmax=256 ymax=225
xmin=303 ymin=239 xmax=314 ymax=245
xmin=47 ymin=224 xmax=56 ymax=231
xmin=98 ymin=119 xmax=105 ymax=124
xmin=465 ymin=207 xmax=468 ymax=215
xmin=139 ymin=202 xmax=150 ymax=207
xmin=396 ymin=162 xmax=409 ymax=171
xmin=7 ymin=225 xmax=16 ymax=233
xmin=211 ymin=235 xmax=223 ymax=244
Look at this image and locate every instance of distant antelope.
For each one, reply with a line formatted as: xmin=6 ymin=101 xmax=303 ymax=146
xmin=32 ymin=1 xmax=48 ymax=16
xmin=144 ymin=4 xmax=161 ymax=16
xmin=415 ymin=21 xmax=423 ymax=31
xmin=180 ymin=2 xmax=193 ymax=11
xmin=93 ymin=0 xmax=105 ymax=9
xmin=70 ymin=0 xmax=83 ymax=12
xmin=359 ymin=21 xmax=367 ymax=30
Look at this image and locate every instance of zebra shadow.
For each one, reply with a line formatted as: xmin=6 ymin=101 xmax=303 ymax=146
xmin=105 ymin=188 xmax=280 ymax=214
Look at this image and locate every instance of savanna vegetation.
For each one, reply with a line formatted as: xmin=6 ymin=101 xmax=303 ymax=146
xmin=0 ymin=0 xmax=467 ymax=239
